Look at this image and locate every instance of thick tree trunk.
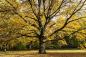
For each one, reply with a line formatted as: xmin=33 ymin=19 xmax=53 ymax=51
xmin=39 ymin=36 xmax=46 ymax=54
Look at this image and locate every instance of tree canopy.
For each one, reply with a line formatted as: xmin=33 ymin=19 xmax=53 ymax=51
xmin=0 ymin=0 xmax=86 ymax=54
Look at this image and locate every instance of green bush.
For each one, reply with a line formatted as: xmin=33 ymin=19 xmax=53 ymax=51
xmin=15 ymin=42 xmax=27 ymax=50
xmin=46 ymin=41 xmax=60 ymax=49
xmin=32 ymin=41 xmax=39 ymax=49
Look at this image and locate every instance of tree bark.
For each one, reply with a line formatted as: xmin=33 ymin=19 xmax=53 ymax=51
xmin=39 ymin=36 xmax=46 ymax=54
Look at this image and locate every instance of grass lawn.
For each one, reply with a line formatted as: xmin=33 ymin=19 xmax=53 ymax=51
xmin=0 ymin=50 xmax=86 ymax=57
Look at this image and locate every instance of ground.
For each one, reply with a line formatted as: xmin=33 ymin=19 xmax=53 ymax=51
xmin=0 ymin=50 xmax=86 ymax=57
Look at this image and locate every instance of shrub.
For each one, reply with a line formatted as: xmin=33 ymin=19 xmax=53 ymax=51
xmin=15 ymin=42 xmax=27 ymax=50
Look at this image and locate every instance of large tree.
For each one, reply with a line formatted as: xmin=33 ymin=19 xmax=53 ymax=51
xmin=0 ymin=0 xmax=86 ymax=54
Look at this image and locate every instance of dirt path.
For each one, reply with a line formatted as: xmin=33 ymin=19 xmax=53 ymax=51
xmin=0 ymin=50 xmax=86 ymax=57
xmin=0 ymin=53 xmax=86 ymax=57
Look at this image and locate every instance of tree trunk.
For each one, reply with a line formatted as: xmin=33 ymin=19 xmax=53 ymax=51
xmin=39 ymin=36 xmax=46 ymax=54
xmin=3 ymin=44 xmax=7 ymax=52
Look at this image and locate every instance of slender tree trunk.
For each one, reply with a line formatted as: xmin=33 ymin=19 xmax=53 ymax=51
xmin=3 ymin=44 xmax=7 ymax=52
xmin=39 ymin=36 xmax=46 ymax=54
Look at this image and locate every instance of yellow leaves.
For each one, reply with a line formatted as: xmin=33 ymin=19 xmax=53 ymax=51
xmin=79 ymin=44 xmax=86 ymax=49
xmin=67 ymin=21 xmax=81 ymax=29
xmin=50 ymin=0 xmax=61 ymax=14
xmin=58 ymin=40 xmax=67 ymax=46
xmin=18 ymin=2 xmax=31 ymax=13
xmin=83 ymin=42 xmax=86 ymax=48
xmin=76 ymin=33 xmax=85 ymax=41
xmin=17 ymin=37 xmax=37 ymax=44
xmin=52 ymin=15 xmax=65 ymax=28
xmin=8 ymin=39 xmax=19 ymax=47
xmin=41 ymin=15 xmax=46 ymax=26
xmin=75 ymin=29 xmax=86 ymax=41
xmin=10 ymin=15 xmax=26 ymax=25
xmin=0 ymin=0 xmax=86 ymax=48
xmin=6 ymin=0 xmax=19 ymax=8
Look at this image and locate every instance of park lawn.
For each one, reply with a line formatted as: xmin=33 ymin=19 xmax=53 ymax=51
xmin=0 ymin=50 xmax=86 ymax=57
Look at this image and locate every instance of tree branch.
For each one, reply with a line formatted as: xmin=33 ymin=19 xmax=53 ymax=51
xmin=49 ymin=0 xmax=86 ymax=37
